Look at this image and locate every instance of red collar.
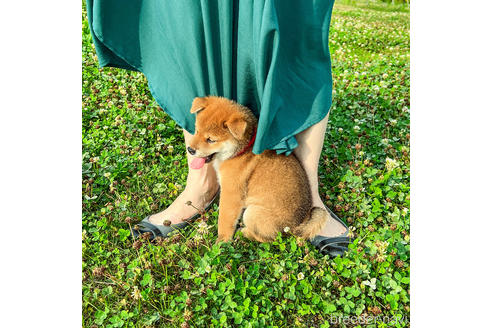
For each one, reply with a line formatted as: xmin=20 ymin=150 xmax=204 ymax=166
xmin=234 ymin=129 xmax=257 ymax=158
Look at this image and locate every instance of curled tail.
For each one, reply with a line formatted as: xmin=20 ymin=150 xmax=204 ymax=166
xmin=292 ymin=207 xmax=329 ymax=240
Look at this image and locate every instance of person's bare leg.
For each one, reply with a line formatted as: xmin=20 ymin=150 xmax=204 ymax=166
xmin=294 ymin=112 xmax=347 ymax=238
xmin=148 ymin=130 xmax=219 ymax=225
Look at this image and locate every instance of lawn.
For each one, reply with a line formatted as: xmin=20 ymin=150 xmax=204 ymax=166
xmin=82 ymin=1 xmax=410 ymax=327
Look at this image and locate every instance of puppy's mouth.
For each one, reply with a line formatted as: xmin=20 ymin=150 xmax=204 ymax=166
xmin=204 ymin=152 xmax=216 ymax=163
xmin=190 ymin=153 xmax=216 ymax=169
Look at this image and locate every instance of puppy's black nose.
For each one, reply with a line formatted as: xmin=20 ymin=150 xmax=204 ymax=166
xmin=187 ymin=147 xmax=196 ymax=155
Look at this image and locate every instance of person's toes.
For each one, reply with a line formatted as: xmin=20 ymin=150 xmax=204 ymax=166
xmin=316 ymin=213 xmax=348 ymax=238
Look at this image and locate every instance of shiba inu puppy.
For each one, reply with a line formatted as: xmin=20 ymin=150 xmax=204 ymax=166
xmin=188 ymin=96 xmax=328 ymax=243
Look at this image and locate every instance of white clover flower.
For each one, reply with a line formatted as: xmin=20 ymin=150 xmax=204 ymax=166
xmin=131 ymin=286 xmax=142 ymax=300
xmin=338 ymin=128 xmax=343 ymax=133
xmin=353 ymin=125 xmax=361 ymax=132
xmin=283 ymin=226 xmax=291 ymax=233
xmin=389 ymin=119 xmax=397 ymax=126
xmin=297 ymin=272 xmax=305 ymax=280
xmin=375 ymin=240 xmax=389 ymax=253
xmin=385 ymin=158 xmax=399 ymax=171
xmin=104 ymin=172 xmax=111 ymax=178
xmin=196 ymin=221 xmax=210 ymax=235
xmin=193 ymin=233 xmax=203 ymax=242
xmin=362 ymin=278 xmax=377 ymax=290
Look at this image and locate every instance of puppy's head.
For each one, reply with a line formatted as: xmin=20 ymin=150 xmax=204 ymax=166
xmin=187 ymin=96 xmax=256 ymax=169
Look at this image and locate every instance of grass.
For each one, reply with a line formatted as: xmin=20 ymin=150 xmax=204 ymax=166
xmin=82 ymin=1 xmax=409 ymax=327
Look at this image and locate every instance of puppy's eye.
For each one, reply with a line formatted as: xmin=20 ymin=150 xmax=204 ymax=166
xmin=206 ymin=137 xmax=216 ymax=144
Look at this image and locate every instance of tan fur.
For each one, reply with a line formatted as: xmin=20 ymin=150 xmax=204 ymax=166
xmin=188 ymin=96 xmax=328 ymax=243
xmin=292 ymin=207 xmax=330 ymax=240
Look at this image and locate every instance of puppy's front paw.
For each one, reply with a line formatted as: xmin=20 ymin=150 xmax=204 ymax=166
xmin=215 ymin=235 xmax=231 ymax=244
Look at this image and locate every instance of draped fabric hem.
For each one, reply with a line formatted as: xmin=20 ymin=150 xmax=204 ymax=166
xmin=91 ymin=26 xmax=141 ymax=72
xmin=258 ymin=105 xmax=331 ymax=156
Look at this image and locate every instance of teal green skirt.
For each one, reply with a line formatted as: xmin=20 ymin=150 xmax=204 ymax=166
xmin=86 ymin=0 xmax=334 ymax=155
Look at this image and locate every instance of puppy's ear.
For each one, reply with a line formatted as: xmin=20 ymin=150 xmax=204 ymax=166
xmin=225 ymin=115 xmax=247 ymax=140
xmin=190 ymin=97 xmax=208 ymax=114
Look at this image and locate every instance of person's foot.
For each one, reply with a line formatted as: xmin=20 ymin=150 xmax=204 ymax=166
xmin=310 ymin=197 xmax=351 ymax=258
xmin=148 ymin=164 xmax=219 ymax=226
xmin=313 ymin=196 xmax=348 ymax=237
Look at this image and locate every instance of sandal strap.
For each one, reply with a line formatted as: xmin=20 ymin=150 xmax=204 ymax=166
xmin=316 ymin=236 xmax=352 ymax=246
xmin=135 ymin=221 xmax=163 ymax=239
xmin=319 ymin=243 xmax=348 ymax=254
xmin=313 ymin=236 xmax=352 ymax=256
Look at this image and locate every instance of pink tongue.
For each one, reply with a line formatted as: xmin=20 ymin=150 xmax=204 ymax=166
xmin=190 ymin=157 xmax=206 ymax=169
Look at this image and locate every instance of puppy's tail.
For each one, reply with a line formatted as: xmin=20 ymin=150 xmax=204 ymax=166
xmin=292 ymin=207 xmax=329 ymax=240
